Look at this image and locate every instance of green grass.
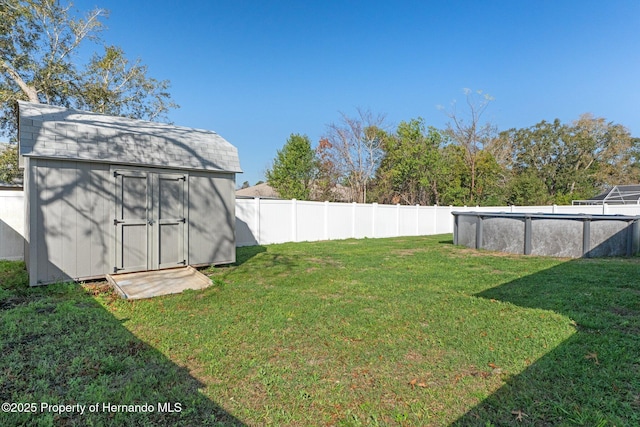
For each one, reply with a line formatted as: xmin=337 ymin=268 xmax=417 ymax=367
xmin=1 ymin=235 xmax=639 ymax=426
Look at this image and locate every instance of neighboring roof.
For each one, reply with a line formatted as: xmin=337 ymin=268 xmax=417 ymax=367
xmin=236 ymin=182 xmax=280 ymax=198
xmin=18 ymin=101 xmax=242 ymax=173
xmin=573 ymin=185 xmax=640 ymax=205
xmin=235 ymin=182 xmax=352 ymax=202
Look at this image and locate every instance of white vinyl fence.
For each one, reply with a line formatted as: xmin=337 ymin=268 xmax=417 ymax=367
xmin=3 ymin=190 xmax=640 ymax=260
xmin=234 ymin=198 xmax=640 ymax=246
xmin=235 ymin=199 xmax=456 ymax=246
xmin=0 ymin=191 xmax=25 ymax=261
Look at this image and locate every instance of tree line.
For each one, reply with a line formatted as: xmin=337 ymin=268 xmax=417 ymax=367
xmin=267 ymin=91 xmax=640 ymax=206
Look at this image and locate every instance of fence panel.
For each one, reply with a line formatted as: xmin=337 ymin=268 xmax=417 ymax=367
xmin=235 ymin=199 xmax=259 ymax=246
xmin=353 ymin=203 xmax=374 ymax=239
xmin=606 ymin=204 xmax=640 ymax=215
xmin=256 ymin=199 xmax=293 ymax=245
xmin=398 ymin=205 xmax=419 ymax=236
xmin=374 ymin=204 xmax=398 ymax=238
xmin=6 ymin=192 xmax=640 ymax=258
xmin=326 ymin=202 xmax=354 ymax=240
xmin=435 ymin=206 xmax=455 ymax=234
xmin=0 ymin=191 xmax=25 ymax=260
xmin=296 ymin=200 xmax=326 ymax=243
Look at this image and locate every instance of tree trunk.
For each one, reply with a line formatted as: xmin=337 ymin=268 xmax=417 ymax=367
xmin=2 ymin=63 xmax=39 ymax=103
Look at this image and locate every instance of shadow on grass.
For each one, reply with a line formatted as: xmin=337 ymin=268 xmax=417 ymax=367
xmin=0 ymin=261 xmax=245 ymax=427
xmin=233 ymin=245 xmax=267 ymax=266
xmin=207 ymin=245 xmax=303 ymax=279
xmin=452 ymin=258 xmax=640 ymax=426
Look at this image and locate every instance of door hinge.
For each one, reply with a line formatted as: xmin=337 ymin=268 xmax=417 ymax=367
xmin=181 ymin=260 xmax=186 ymax=265
xmin=114 ymin=219 xmax=124 ymax=226
xmin=113 ymin=266 xmax=123 ymax=273
xmin=178 ymin=218 xmax=186 ymax=223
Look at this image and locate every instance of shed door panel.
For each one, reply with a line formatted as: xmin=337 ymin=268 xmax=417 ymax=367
xmin=114 ymin=169 xmax=187 ymax=274
xmin=154 ymin=173 xmax=187 ymax=269
xmin=115 ymin=171 xmax=149 ymax=273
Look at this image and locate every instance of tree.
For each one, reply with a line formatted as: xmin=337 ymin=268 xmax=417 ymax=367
xmin=0 ymin=143 xmax=19 ymax=183
xmin=313 ymin=137 xmax=341 ymax=201
xmin=442 ymin=89 xmax=497 ymax=204
xmin=506 ymin=171 xmax=549 ymax=206
xmin=266 ymin=133 xmax=316 ymax=200
xmin=0 ymin=0 xmax=177 ymax=136
xmin=374 ymin=118 xmax=446 ymax=205
xmin=436 ymin=144 xmax=469 ymax=205
xmin=322 ymin=108 xmax=387 ymax=203
xmin=78 ymin=45 xmax=177 ymax=120
xmin=571 ymin=113 xmax=639 ymax=189
xmin=500 ymin=119 xmax=586 ymax=203
xmin=497 ymin=114 xmax=638 ymax=204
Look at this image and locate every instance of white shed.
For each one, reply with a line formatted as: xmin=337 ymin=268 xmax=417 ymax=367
xmin=18 ymin=101 xmax=242 ymax=286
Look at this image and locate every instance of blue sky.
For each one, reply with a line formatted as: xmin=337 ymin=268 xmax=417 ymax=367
xmin=74 ymin=0 xmax=639 ymax=186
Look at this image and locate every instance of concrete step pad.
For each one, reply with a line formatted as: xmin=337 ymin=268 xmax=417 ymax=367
xmin=106 ymin=266 xmax=211 ymax=299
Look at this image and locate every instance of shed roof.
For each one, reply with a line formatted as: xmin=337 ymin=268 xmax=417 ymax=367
xmin=18 ymin=101 xmax=242 ymax=173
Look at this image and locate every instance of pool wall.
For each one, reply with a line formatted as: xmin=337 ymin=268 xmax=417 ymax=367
xmin=452 ymin=212 xmax=640 ymax=258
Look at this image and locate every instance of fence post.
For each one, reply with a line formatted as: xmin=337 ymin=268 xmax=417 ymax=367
xmin=396 ymin=204 xmax=401 ymax=236
xmin=372 ymin=203 xmax=378 ymax=237
xmin=324 ymin=201 xmax=329 ymax=240
xmin=433 ymin=205 xmax=438 ymax=234
xmin=416 ymin=204 xmax=420 ymax=236
xmin=291 ymin=199 xmax=297 ymax=242
xmin=352 ymin=202 xmax=357 ymax=238
xmin=254 ymin=197 xmax=261 ymax=245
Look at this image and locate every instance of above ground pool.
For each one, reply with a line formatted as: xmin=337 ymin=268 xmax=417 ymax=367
xmin=452 ymin=211 xmax=640 ymax=258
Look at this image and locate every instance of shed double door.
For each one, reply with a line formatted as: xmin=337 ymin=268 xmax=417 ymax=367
xmin=113 ymin=169 xmax=188 ymax=274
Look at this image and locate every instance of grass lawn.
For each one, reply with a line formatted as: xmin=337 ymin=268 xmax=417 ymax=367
xmin=1 ymin=235 xmax=639 ymax=426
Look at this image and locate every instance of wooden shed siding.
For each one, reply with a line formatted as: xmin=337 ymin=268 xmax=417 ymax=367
xmin=188 ymin=172 xmax=236 ymax=265
xmin=28 ymin=159 xmax=112 ymax=285
xmin=26 ymin=159 xmax=236 ymax=285
xmin=24 ymin=157 xmax=32 ymax=269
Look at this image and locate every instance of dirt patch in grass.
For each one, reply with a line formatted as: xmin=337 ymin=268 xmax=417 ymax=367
xmin=0 ymin=295 xmax=30 ymax=310
xmin=391 ymin=248 xmax=430 ymax=257
xmin=304 ymin=257 xmax=344 ymax=273
xmin=610 ymin=306 xmax=639 ymax=317
xmin=453 ymin=247 xmax=531 ymax=259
